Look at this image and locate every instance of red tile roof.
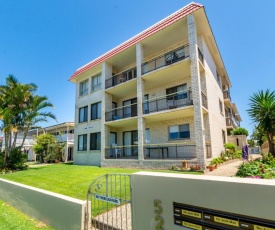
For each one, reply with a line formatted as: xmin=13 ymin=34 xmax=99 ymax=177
xmin=69 ymin=2 xmax=203 ymax=81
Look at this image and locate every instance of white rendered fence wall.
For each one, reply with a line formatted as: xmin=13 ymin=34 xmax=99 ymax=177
xmin=0 ymin=178 xmax=90 ymax=230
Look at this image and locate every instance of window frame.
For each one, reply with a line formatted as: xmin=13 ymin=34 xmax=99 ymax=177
xmin=79 ymin=79 xmax=89 ymax=96
xmin=219 ymin=99 xmax=223 ymax=115
xmin=79 ymin=106 xmax=88 ymax=123
xmin=90 ymin=132 xmax=101 ymax=150
xmin=78 ymin=134 xmax=87 ymax=151
xmin=91 ymin=74 xmax=102 ymax=92
xmin=91 ymin=102 xmax=102 ymax=120
xmin=168 ymin=124 xmax=190 ymax=140
xmin=166 ymin=84 xmax=188 ymax=101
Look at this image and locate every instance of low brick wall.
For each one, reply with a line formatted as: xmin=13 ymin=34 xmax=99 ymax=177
xmin=0 ymin=178 xmax=90 ymax=230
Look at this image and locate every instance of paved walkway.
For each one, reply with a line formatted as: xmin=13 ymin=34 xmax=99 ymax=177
xmin=205 ymin=154 xmax=262 ymax=177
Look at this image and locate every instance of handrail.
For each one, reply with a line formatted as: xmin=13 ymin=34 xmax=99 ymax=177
xmin=144 ymin=90 xmax=190 ymax=103
xmin=142 ymin=45 xmax=189 ymax=74
xmin=105 ymin=102 xmax=138 ymax=113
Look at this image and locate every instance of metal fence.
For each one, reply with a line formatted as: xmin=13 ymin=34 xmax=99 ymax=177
xmin=86 ymin=174 xmax=132 ymax=230
xmin=143 ymin=144 xmax=197 ymax=159
xmin=105 ymin=68 xmax=137 ymax=89
xmin=105 ymin=104 xmax=137 ymax=122
xmin=142 ymin=45 xmax=190 ymax=74
xmin=105 ymin=146 xmax=138 ymax=159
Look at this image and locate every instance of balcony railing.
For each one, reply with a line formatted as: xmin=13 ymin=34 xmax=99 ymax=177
xmin=105 ymin=145 xmax=138 ymax=159
xmin=143 ymin=91 xmax=207 ymax=114
xmin=144 ymin=143 xmax=196 ymax=159
xmin=105 ymin=68 xmax=137 ymax=89
xmin=143 ymin=90 xmax=192 ymax=114
xmin=105 ymin=103 xmax=137 ymax=122
xmin=223 ymin=90 xmax=231 ymax=101
xmin=198 ymin=48 xmax=204 ymax=65
xmin=226 ymin=117 xmax=238 ymax=129
xmin=142 ymin=45 xmax=190 ymax=75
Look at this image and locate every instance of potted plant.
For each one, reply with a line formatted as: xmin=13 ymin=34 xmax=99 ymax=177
xmin=182 ymin=160 xmax=188 ymax=169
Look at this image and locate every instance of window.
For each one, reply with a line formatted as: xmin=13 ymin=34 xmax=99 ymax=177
xmin=91 ymin=74 xmax=102 ymax=92
xmin=79 ymin=79 xmax=89 ymax=96
xmin=166 ymin=84 xmax=187 ymax=100
xmin=169 ymin=124 xmax=190 ymax=139
xmin=90 ymin=132 xmax=101 ymax=150
xmin=79 ymin=106 xmax=88 ymax=123
xmin=91 ymin=102 xmax=101 ymax=120
xmin=78 ymin=134 xmax=87 ymax=151
xmin=219 ymin=99 xmax=223 ymax=115
xmin=222 ymin=130 xmax=226 ymax=144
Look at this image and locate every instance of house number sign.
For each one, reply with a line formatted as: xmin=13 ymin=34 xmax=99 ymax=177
xmin=173 ymin=202 xmax=275 ymax=229
xmin=154 ymin=199 xmax=164 ymax=230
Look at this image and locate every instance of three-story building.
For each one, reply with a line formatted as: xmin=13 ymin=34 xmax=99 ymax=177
xmin=69 ymin=2 xmax=241 ymax=168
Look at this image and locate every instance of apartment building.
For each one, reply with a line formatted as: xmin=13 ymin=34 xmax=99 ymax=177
xmin=1 ymin=122 xmax=75 ymax=162
xmin=69 ymin=2 xmax=241 ymax=168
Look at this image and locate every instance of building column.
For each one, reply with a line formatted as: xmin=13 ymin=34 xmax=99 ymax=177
xmin=187 ymin=14 xmax=206 ymax=168
xmin=136 ymin=43 xmax=145 ymax=163
xmin=65 ymin=125 xmax=69 ymax=162
xmin=101 ymin=62 xmax=112 ymax=164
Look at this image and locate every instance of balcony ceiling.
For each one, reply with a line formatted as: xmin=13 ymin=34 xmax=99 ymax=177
xmin=105 ymin=117 xmax=137 ymax=128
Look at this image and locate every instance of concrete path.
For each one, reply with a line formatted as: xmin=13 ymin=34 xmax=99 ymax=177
xmin=205 ymin=154 xmax=262 ymax=177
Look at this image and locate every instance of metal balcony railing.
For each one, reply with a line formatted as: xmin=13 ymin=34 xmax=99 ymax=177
xmin=142 ymin=45 xmax=190 ymax=75
xmin=105 ymin=103 xmax=137 ymax=122
xmin=143 ymin=143 xmax=196 ymax=159
xmin=143 ymin=91 xmax=207 ymax=114
xmin=105 ymin=145 xmax=138 ymax=159
xmin=105 ymin=68 xmax=137 ymax=89
xmin=143 ymin=90 xmax=192 ymax=114
xmin=223 ymin=90 xmax=231 ymax=101
xmin=226 ymin=117 xmax=238 ymax=129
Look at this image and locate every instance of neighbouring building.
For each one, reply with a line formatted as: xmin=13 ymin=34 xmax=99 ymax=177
xmin=69 ymin=2 xmax=241 ymax=168
xmin=1 ymin=122 xmax=75 ymax=162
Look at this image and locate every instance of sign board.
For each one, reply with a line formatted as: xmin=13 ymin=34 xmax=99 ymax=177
xmin=174 ymin=202 xmax=275 ymax=230
xmin=94 ymin=194 xmax=120 ymax=205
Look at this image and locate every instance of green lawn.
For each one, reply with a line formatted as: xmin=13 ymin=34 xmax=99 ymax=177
xmin=0 ymin=200 xmax=54 ymax=230
xmin=0 ymin=163 xmax=201 ymax=200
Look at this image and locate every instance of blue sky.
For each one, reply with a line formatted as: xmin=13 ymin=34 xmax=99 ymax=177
xmin=0 ymin=0 xmax=274 ymax=137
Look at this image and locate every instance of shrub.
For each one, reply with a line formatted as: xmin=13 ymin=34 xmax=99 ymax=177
xmin=232 ymin=127 xmax=249 ymax=136
xmin=236 ymin=161 xmax=263 ymax=178
xmin=6 ymin=148 xmax=28 ymax=170
xmin=224 ymin=143 xmax=236 ymax=153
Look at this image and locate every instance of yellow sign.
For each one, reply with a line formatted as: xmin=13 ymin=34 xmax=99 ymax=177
xmin=214 ymin=216 xmax=239 ymax=227
xmin=182 ymin=221 xmax=202 ymax=230
xmin=254 ymin=225 xmax=275 ymax=230
xmin=182 ymin=209 xmax=202 ymax=219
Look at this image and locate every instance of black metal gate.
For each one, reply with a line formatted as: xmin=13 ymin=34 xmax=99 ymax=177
xmin=86 ymin=174 xmax=132 ymax=230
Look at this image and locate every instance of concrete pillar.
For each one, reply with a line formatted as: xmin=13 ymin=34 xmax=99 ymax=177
xmin=187 ymin=14 xmax=206 ymax=168
xmin=101 ymin=62 xmax=112 ymax=163
xmin=65 ymin=125 xmax=69 ymax=162
xmin=136 ymin=43 xmax=145 ymax=163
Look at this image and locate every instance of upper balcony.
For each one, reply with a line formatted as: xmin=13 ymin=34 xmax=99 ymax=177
xmin=142 ymin=45 xmax=189 ymax=75
xmin=105 ymin=103 xmax=137 ymax=128
xmin=223 ymin=90 xmax=232 ymax=107
xmin=105 ymin=67 xmax=137 ymax=98
xmin=143 ymin=90 xmax=208 ymax=122
xmin=226 ymin=117 xmax=239 ymax=130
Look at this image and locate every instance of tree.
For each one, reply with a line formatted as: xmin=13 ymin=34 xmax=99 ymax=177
xmin=33 ymin=134 xmax=57 ymax=163
xmin=0 ymin=75 xmax=56 ymax=167
xmin=232 ymin=127 xmax=249 ymax=136
xmin=247 ymin=90 xmax=275 ymax=156
xmin=251 ymin=126 xmax=267 ymax=147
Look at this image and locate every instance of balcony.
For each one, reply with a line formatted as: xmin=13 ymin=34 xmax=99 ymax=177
xmin=105 ymin=145 xmax=138 ymax=159
xmin=105 ymin=68 xmax=137 ymax=89
xmin=142 ymin=45 xmax=189 ymax=75
xmin=143 ymin=91 xmax=208 ymax=115
xmin=223 ymin=90 xmax=232 ymax=107
xmin=105 ymin=103 xmax=137 ymax=122
xmin=226 ymin=117 xmax=238 ymax=129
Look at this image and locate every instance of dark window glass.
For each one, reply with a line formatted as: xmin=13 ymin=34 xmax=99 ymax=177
xmin=91 ymin=102 xmax=101 ymax=120
xmin=90 ymin=132 xmax=101 ymax=150
xmin=79 ymin=106 xmax=88 ymax=123
xmin=78 ymin=134 xmax=87 ymax=151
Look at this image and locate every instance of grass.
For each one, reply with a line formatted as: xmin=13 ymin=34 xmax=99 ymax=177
xmin=0 ymin=163 xmax=202 ymax=200
xmin=0 ymin=199 xmax=54 ymax=230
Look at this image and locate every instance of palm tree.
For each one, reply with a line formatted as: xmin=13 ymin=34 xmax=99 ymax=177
xmin=247 ymin=90 xmax=275 ymax=156
xmin=0 ymin=75 xmax=56 ymax=167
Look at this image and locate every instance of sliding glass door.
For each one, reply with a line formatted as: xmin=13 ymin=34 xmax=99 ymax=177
xmin=123 ymin=130 xmax=138 ymax=156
